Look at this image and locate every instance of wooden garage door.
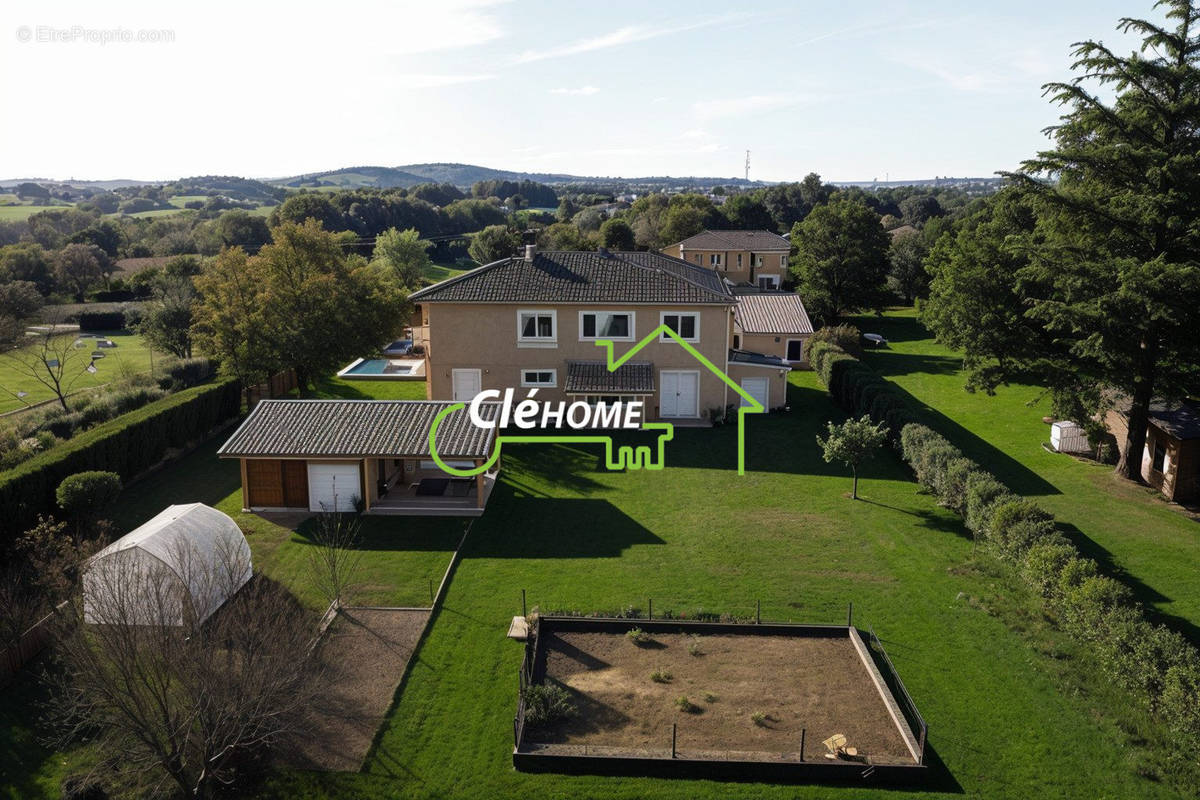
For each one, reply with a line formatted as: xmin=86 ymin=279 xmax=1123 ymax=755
xmin=282 ymin=460 xmax=309 ymax=508
xmin=246 ymin=459 xmax=284 ymax=507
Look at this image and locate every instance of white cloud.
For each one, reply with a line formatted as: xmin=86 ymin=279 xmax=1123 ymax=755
xmin=513 ymin=14 xmax=748 ymax=64
xmin=692 ymin=94 xmax=809 ymax=121
xmin=396 ymin=73 xmax=496 ymax=88
xmin=549 ymin=86 xmax=600 ymax=95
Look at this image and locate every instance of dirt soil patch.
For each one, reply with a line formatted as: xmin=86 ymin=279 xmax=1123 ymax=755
xmin=285 ymin=608 xmax=428 ymax=771
xmin=532 ymin=630 xmax=913 ymax=764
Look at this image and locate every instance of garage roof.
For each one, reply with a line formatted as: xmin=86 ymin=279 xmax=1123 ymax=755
xmin=735 ymin=293 xmax=814 ymax=335
xmin=217 ymin=400 xmax=499 ymax=459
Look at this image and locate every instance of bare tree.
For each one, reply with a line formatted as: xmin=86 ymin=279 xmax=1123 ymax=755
xmin=306 ymin=508 xmax=364 ymax=608
xmin=0 ymin=313 xmax=97 ymax=412
xmin=52 ymin=539 xmax=320 ymax=799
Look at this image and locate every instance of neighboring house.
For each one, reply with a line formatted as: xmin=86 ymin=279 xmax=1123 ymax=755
xmin=888 ymin=224 xmax=918 ymax=240
xmin=218 ymin=400 xmax=501 ymax=516
xmin=1106 ymin=398 xmax=1200 ymax=504
xmin=733 ymin=291 xmax=815 ymax=366
xmin=660 ymin=230 xmax=791 ymax=289
xmin=409 ymin=245 xmax=790 ymax=420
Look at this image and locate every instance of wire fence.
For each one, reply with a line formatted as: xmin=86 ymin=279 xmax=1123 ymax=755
xmin=866 ymin=627 xmax=927 ymax=764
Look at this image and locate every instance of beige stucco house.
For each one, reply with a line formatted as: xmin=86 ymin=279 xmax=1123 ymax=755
xmin=410 ymin=246 xmax=793 ymax=420
xmin=733 ymin=292 xmax=815 ymax=366
xmin=661 ymin=230 xmax=791 ymax=289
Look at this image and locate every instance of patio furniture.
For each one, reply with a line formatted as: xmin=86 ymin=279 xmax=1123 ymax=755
xmin=822 ymin=733 xmax=858 ymax=759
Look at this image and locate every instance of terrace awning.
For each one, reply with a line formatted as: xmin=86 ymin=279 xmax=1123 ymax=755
xmin=564 ymin=361 xmax=654 ymax=395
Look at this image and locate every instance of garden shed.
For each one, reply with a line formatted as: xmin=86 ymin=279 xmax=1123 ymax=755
xmin=83 ymin=503 xmax=252 ymax=626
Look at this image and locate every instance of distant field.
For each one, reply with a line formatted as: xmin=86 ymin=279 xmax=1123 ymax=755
xmin=125 ymin=207 xmax=192 ymax=219
xmin=0 ymin=204 xmax=68 ymax=221
xmin=168 ymin=194 xmax=209 ymax=208
xmin=0 ymin=331 xmax=157 ymax=415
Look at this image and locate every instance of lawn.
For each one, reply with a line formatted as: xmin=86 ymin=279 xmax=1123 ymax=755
xmin=3 ymin=370 xmax=1190 ymax=799
xmin=0 ymin=204 xmax=69 ymax=222
xmin=852 ymin=309 xmax=1200 ymax=640
xmin=0 ymin=331 xmax=158 ymax=415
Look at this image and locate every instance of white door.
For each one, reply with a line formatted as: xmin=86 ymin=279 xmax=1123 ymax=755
xmin=660 ymin=370 xmax=699 ymax=418
xmin=452 ymin=368 xmax=481 ymax=401
xmin=307 ymin=462 xmax=361 ymax=513
xmin=740 ymin=377 xmax=769 ymax=410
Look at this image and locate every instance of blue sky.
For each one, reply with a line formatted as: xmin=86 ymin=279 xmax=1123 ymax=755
xmin=0 ymin=0 xmax=1148 ymax=182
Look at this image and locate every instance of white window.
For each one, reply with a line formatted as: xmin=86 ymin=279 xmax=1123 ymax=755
xmin=710 ymin=253 xmax=722 ymax=267
xmin=757 ymin=275 xmax=780 ymax=290
xmin=780 ymin=254 xmax=787 ymax=268
xmin=579 ymin=311 xmax=635 ymax=341
xmin=517 ymin=309 xmax=557 ymax=347
xmin=660 ymin=311 xmax=700 ymax=342
xmin=754 ymin=254 xmax=765 ymax=267
xmin=737 ymin=253 xmax=743 ymax=267
xmin=520 ymin=369 xmax=557 ymax=388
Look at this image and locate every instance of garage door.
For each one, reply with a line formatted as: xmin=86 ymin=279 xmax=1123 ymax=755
xmin=740 ymin=377 xmax=769 ymax=410
xmin=660 ymin=370 xmax=699 ymax=418
xmin=307 ymin=462 xmax=361 ymax=513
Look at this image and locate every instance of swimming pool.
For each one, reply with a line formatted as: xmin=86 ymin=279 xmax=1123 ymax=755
xmin=337 ymin=357 xmax=426 ymax=380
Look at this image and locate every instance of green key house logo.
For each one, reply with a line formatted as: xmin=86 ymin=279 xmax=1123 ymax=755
xmin=428 ymin=324 xmax=764 ymax=477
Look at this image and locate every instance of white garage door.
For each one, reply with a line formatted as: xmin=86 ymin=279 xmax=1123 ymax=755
xmin=740 ymin=377 xmax=769 ymax=410
xmin=660 ymin=370 xmax=699 ymax=418
xmin=307 ymin=462 xmax=361 ymax=513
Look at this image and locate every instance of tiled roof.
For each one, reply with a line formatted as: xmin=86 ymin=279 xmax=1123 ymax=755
xmin=217 ymin=400 xmax=498 ymax=459
xmin=729 ymin=349 xmax=790 ymax=368
xmin=1113 ymin=396 xmax=1200 ymax=440
xmin=564 ymin=361 xmax=654 ymax=394
xmin=409 ymin=251 xmax=733 ymax=305
xmin=734 ymin=292 xmax=814 ymax=335
xmin=672 ymin=230 xmax=791 ymax=252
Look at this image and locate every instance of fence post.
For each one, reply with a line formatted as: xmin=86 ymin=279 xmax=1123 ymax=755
xmin=429 ymin=578 xmax=434 ymax=605
xmin=522 ymin=589 xmax=527 ymax=618
xmin=847 ymin=601 xmax=853 ymax=627
xmin=648 ymin=598 xmax=652 ymax=620
xmin=672 ymin=722 xmax=677 ymax=759
xmin=756 ymin=599 xmax=761 ymax=624
xmin=800 ymin=727 xmax=805 ymax=762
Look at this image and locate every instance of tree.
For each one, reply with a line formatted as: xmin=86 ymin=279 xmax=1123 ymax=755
xmin=271 ymin=192 xmax=343 ymax=231
xmin=721 ymin=194 xmax=776 ymax=230
xmin=0 ymin=280 xmax=43 ymax=348
xmin=137 ymin=273 xmax=198 ymax=358
xmin=57 ymin=471 xmax=122 ymax=534
xmin=372 ymin=227 xmax=432 ymax=289
xmin=926 ymin=0 xmax=1200 ymax=481
xmin=887 ymin=230 xmax=931 ymax=304
xmin=67 ymin=219 xmax=125 ymax=259
xmin=658 ymin=205 xmax=707 ymax=247
xmin=555 ymin=196 xmax=577 ymax=223
xmin=0 ymin=243 xmax=53 ymax=294
xmin=53 ymin=545 xmax=318 ymax=799
xmin=468 ymin=225 xmax=519 ymax=264
xmin=537 ymin=223 xmax=589 ymax=251
xmin=0 ymin=322 xmax=96 ymax=411
xmin=898 ymin=194 xmax=943 ymax=227
xmin=306 ymin=509 xmax=364 ymax=607
xmin=53 ymin=243 xmax=106 ymax=301
xmin=193 ymin=220 xmax=406 ymax=391
xmin=789 ymin=197 xmax=890 ymax=325
xmin=599 ymin=218 xmax=635 ymax=250
xmin=816 ymin=415 xmax=888 ymax=499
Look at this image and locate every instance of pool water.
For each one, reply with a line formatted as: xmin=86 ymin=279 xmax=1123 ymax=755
xmin=337 ymin=357 xmax=425 ymax=380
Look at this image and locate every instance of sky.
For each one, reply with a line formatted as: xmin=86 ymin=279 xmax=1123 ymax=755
xmin=0 ymin=0 xmax=1151 ymax=183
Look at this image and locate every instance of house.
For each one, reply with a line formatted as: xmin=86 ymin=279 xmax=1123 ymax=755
xmin=218 ymin=400 xmax=501 ymax=516
xmin=732 ymin=291 xmax=815 ymax=366
xmin=660 ymin=230 xmax=791 ymax=289
xmin=1106 ymin=398 xmax=1200 ymax=503
xmin=409 ymin=245 xmax=790 ymax=420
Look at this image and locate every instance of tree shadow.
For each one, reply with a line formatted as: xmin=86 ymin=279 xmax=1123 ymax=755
xmin=466 ymin=493 xmax=665 ymax=559
xmin=290 ymin=515 xmax=465 ymax=554
xmin=855 ymin=497 xmax=968 ymax=537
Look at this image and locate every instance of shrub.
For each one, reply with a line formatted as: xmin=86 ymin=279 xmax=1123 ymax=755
xmin=650 ymin=670 xmax=673 ymax=683
xmin=687 ymin=635 xmax=703 ymax=656
xmin=76 ymin=398 xmax=116 ymax=430
xmin=77 ymin=311 xmax=125 ymax=332
xmin=41 ymin=411 xmax=84 ymax=440
xmin=1055 ymin=556 xmax=1100 ymax=600
xmin=674 ymin=695 xmax=698 ymax=713
xmin=1021 ymin=540 xmax=1079 ymax=597
xmin=987 ymin=498 xmax=1056 ymax=557
xmin=939 ymin=457 xmax=982 ymax=513
xmin=60 ymin=775 xmax=107 ymax=800
xmin=751 ymin=711 xmax=768 ymax=726
xmin=1060 ymin=575 xmax=1134 ymax=633
xmin=522 ymin=683 xmax=574 ymax=727
xmin=964 ymin=473 xmax=1011 ymax=535
xmin=108 ymin=386 xmax=166 ymax=415
xmin=164 ymin=357 xmax=217 ymax=389
xmin=809 ymin=324 xmax=862 ymax=356
xmin=703 ymin=692 xmax=718 ymax=703
xmin=56 ymin=471 xmax=123 ymax=519
xmin=0 ymin=379 xmax=242 ymax=540
xmin=626 ymin=627 xmax=650 ymax=645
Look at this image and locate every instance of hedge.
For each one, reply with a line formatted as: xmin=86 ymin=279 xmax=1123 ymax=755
xmin=0 ymin=378 xmax=241 ymax=541
xmin=812 ymin=344 xmax=1200 ymax=777
xmin=77 ymin=311 xmax=126 ymax=331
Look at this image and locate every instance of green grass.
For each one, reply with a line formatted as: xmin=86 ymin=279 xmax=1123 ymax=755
xmin=0 ymin=205 xmax=64 ymax=222
xmin=424 ymin=262 xmax=471 ymax=282
xmin=0 ymin=331 xmax=159 ymax=415
xmin=4 ymin=370 xmax=1191 ymax=799
xmin=853 ymin=308 xmax=1200 ymax=639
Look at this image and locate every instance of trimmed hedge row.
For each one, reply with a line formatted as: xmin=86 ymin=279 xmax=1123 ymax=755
xmin=0 ymin=378 xmax=241 ymax=541
xmin=77 ymin=311 xmax=126 ymax=331
xmin=808 ymin=340 xmax=919 ymax=440
xmin=812 ymin=343 xmax=1200 ymax=775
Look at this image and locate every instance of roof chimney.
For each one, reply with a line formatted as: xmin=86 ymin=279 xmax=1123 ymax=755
xmin=524 ymin=244 xmax=536 ymax=262
xmin=597 ymin=246 xmax=610 ymax=258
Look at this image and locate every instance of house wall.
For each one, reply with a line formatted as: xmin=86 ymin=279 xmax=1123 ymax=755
xmin=421 ymin=302 xmax=736 ymax=419
xmin=673 ymin=248 xmax=790 ymax=286
xmin=736 ymin=331 xmax=811 ymax=367
xmin=1105 ymin=409 xmax=1198 ymax=503
xmin=725 ymin=362 xmax=790 ymax=412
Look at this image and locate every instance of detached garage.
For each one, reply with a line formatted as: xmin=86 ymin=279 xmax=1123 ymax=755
xmin=218 ymin=400 xmax=501 ymax=516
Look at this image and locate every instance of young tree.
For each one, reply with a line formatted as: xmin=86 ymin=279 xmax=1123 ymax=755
xmin=54 ymin=546 xmax=319 ymax=799
xmin=599 ymin=217 xmax=635 ymax=250
xmin=789 ymin=197 xmax=890 ymax=325
xmin=372 ymin=226 xmax=432 ymax=289
xmin=816 ymin=415 xmax=889 ymax=500
xmin=306 ymin=509 xmax=364 ymax=608
xmin=926 ymin=1 xmax=1200 ymax=481
xmin=887 ymin=230 xmax=931 ymax=304
xmin=56 ymin=471 xmax=122 ymax=533
xmin=137 ymin=273 xmax=198 ymax=358
xmin=193 ymin=220 xmax=406 ymax=392
xmin=0 ymin=321 xmax=96 ymax=411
